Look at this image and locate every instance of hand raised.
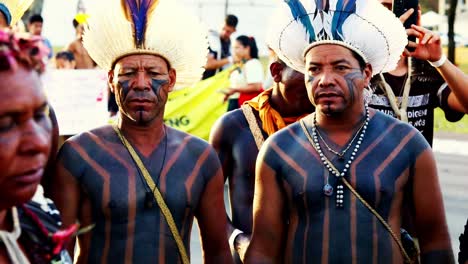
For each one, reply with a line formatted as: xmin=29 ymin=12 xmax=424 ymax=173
xmin=404 ymin=25 xmax=443 ymax=62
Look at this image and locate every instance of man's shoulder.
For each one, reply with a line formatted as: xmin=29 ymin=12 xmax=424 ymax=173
xmin=167 ymin=126 xmax=212 ymax=151
xmin=71 ymin=125 xmax=112 ymax=140
xmin=263 ymin=118 xmax=305 ymax=146
xmin=373 ymin=110 xmax=414 ymax=130
xmin=211 ymin=108 xmax=251 ymax=140
xmin=207 ymin=30 xmax=221 ymax=49
xmin=217 ymin=108 xmax=249 ymax=130
xmin=371 ymin=111 xmax=429 ymax=150
xmin=62 ymin=125 xmax=114 ymax=151
xmin=66 ymin=39 xmax=81 ymax=51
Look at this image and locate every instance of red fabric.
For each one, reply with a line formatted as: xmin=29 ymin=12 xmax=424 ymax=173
xmin=238 ymin=90 xmax=263 ymax=106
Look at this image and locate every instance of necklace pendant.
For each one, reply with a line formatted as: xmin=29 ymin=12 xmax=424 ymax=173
xmin=335 ymin=184 xmax=344 ymax=208
xmin=323 ymin=184 xmax=334 ymax=196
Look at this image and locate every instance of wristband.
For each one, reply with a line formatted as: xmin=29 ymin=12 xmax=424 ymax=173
xmin=228 ymin=229 xmax=244 ymax=248
xmin=428 ymin=54 xmax=447 ymax=68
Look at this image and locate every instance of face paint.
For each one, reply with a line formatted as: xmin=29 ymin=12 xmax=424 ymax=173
xmin=151 ymin=79 xmax=168 ymax=103
xmin=117 ymin=80 xmax=131 ymax=101
xmin=326 ymin=103 xmax=332 ymax=116
xmin=343 ymin=70 xmax=364 ymax=106
xmin=137 ymin=106 xmax=145 ymax=125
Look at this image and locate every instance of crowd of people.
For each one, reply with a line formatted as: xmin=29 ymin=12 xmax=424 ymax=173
xmin=1 ymin=0 xmax=468 ymax=263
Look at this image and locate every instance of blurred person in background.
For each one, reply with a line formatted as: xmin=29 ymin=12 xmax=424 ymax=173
xmin=202 ymin=14 xmax=238 ymax=80
xmin=66 ymin=14 xmax=95 ymax=69
xmin=370 ymin=0 xmax=468 ymax=146
xmin=27 ymin=14 xmax=52 ymax=59
xmin=55 ymin=51 xmax=76 ymax=70
xmin=222 ymin=35 xmax=264 ymax=111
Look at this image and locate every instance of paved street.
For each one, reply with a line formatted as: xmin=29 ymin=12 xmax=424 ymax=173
xmin=189 ymin=137 xmax=468 ymax=262
xmin=433 ymin=137 xmax=468 ymax=255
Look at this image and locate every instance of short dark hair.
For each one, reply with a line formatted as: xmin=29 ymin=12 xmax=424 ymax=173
xmin=236 ymin=35 xmax=259 ymax=59
xmin=350 ymin=49 xmax=366 ymax=71
xmin=29 ymin=14 xmax=43 ymax=24
xmin=55 ymin=51 xmax=75 ymax=62
xmin=73 ymin=18 xmax=79 ymax=28
xmin=225 ymin=14 xmax=238 ymax=28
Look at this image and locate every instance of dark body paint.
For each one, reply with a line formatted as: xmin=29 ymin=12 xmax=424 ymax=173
xmin=262 ymin=111 xmax=430 ymax=263
xmin=213 ymin=108 xmax=267 ymax=235
xmin=57 ymin=125 xmax=219 ymax=264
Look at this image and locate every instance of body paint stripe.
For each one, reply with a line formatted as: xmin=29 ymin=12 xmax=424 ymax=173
xmin=69 ymin=140 xmax=112 ymax=264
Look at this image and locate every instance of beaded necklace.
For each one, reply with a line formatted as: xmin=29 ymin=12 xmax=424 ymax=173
xmin=301 ymin=104 xmax=370 ymax=208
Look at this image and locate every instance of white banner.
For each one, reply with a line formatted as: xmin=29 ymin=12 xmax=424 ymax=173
xmin=42 ymin=69 xmax=109 ymax=135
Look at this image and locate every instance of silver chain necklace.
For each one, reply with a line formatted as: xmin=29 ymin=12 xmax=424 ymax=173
xmin=314 ymin=117 xmax=366 ymax=160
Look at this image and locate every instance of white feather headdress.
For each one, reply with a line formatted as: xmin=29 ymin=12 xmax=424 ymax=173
xmin=0 ymin=0 xmax=33 ymax=26
xmin=83 ymin=0 xmax=208 ymax=89
xmin=267 ymin=0 xmax=407 ymax=76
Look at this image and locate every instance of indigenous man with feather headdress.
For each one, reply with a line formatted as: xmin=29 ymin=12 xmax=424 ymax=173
xmin=245 ymin=0 xmax=454 ymax=263
xmin=49 ymin=0 xmax=233 ymax=263
xmin=210 ymin=57 xmax=315 ymax=262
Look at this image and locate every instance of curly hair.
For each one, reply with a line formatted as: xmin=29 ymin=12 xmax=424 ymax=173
xmin=0 ymin=29 xmax=48 ymax=74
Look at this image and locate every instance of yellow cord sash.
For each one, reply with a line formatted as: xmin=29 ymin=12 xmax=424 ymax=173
xmin=112 ymin=125 xmax=189 ymax=264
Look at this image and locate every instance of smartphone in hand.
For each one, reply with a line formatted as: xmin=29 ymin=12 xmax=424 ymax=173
xmin=393 ymin=0 xmax=419 ymax=50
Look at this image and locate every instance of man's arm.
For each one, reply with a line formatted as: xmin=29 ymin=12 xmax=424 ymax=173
xmin=49 ymin=143 xmax=82 ymax=258
xmin=244 ymin=145 xmax=286 ymax=264
xmin=205 ymin=54 xmax=231 ymax=71
xmin=195 ymin=150 xmax=233 ymax=264
xmin=209 ymin=115 xmax=234 ymax=183
xmin=209 ymin=114 xmax=251 ymax=260
xmin=407 ymin=25 xmax=468 ymax=113
xmin=412 ymin=148 xmax=454 ymax=264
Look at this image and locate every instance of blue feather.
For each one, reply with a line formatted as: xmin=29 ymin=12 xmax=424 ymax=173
xmin=124 ymin=0 xmax=158 ymax=46
xmin=331 ymin=0 xmax=356 ymax=40
xmin=285 ymin=0 xmax=315 ymax=42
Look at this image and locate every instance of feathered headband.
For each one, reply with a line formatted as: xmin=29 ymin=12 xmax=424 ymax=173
xmin=267 ymin=0 xmax=407 ymax=76
xmin=83 ymin=0 xmax=208 ymax=88
xmin=0 ymin=0 xmax=33 ymax=26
